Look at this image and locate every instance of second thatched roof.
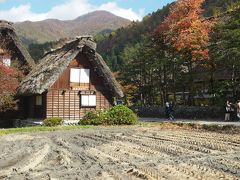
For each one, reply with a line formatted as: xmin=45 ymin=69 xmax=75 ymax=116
xmin=18 ymin=36 xmax=124 ymax=98
xmin=0 ymin=20 xmax=35 ymax=68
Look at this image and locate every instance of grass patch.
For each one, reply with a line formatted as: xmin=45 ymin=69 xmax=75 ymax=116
xmin=0 ymin=125 xmax=93 ymax=136
xmin=0 ymin=121 xmax=238 ymax=136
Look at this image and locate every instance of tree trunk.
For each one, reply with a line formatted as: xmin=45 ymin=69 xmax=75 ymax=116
xmin=187 ymin=59 xmax=194 ymax=106
xmin=209 ymin=61 xmax=215 ymax=105
xmin=231 ymin=63 xmax=236 ymax=100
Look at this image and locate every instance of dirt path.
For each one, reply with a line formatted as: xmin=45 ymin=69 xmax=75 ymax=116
xmin=0 ymin=126 xmax=240 ymax=179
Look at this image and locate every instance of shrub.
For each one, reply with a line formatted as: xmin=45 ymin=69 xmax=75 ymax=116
xmin=98 ymin=110 xmax=112 ymax=125
xmin=43 ymin=117 xmax=63 ymax=127
xmin=108 ymin=105 xmax=138 ymax=125
xmin=80 ymin=110 xmax=111 ymax=125
xmin=80 ymin=111 xmax=100 ymax=125
xmin=80 ymin=105 xmax=138 ymax=125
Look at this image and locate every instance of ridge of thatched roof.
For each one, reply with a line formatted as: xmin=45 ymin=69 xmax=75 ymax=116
xmin=0 ymin=20 xmax=35 ymax=67
xmin=0 ymin=20 xmax=14 ymax=30
xmin=18 ymin=36 xmax=124 ymax=98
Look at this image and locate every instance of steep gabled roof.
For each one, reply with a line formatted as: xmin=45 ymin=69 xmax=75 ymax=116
xmin=0 ymin=20 xmax=35 ymax=68
xmin=18 ymin=36 xmax=124 ymax=97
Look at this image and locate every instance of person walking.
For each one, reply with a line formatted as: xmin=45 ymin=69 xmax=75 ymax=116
xmin=237 ymin=100 xmax=240 ymax=121
xmin=225 ymin=100 xmax=232 ymax=121
xmin=169 ymin=102 xmax=175 ymax=120
xmin=165 ymin=102 xmax=170 ymax=119
xmin=165 ymin=102 xmax=174 ymax=120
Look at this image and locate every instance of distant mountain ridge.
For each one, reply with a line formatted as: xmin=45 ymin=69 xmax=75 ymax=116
xmin=14 ymin=11 xmax=131 ymax=45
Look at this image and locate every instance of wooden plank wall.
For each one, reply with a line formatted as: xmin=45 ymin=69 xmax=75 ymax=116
xmin=46 ymin=90 xmax=111 ymax=120
xmin=46 ymin=52 xmax=113 ymax=120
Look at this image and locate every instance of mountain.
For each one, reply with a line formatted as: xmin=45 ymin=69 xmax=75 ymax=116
xmin=14 ymin=11 xmax=131 ymax=45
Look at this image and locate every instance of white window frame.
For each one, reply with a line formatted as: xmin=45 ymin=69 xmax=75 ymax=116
xmin=80 ymin=69 xmax=90 ymax=83
xmin=81 ymin=94 xmax=96 ymax=107
xmin=2 ymin=58 xmax=11 ymax=67
xmin=70 ymin=68 xmax=80 ymax=83
xmin=70 ymin=68 xmax=90 ymax=83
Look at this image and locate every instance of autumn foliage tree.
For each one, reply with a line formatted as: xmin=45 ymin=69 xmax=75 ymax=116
xmin=0 ymin=35 xmax=22 ymax=111
xmin=0 ymin=64 xmax=22 ymax=111
xmin=156 ymin=0 xmax=214 ymax=105
xmin=157 ymin=0 xmax=213 ymax=60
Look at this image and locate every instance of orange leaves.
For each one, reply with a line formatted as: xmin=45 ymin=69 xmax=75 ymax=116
xmin=112 ymin=71 xmax=137 ymax=94
xmin=157 ymin=0 xmax=214 ymax=61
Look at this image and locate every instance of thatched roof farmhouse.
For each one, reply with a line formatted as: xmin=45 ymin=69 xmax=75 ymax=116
xmin=18 ymin=36 xmax=123 ymax=120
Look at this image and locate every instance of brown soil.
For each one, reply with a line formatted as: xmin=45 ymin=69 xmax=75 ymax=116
xmin=0 ymin=126 xmax=240 ymax=179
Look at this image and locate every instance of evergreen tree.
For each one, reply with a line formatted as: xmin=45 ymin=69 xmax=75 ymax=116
xmin=210 ymin=4 xmax=240 ymax=100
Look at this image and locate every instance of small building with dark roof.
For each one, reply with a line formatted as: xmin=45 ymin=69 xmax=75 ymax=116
xmin=18 ymin=36 xmax=124 ymax=121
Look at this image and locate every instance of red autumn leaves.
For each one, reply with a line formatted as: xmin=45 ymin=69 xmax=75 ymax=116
xmin=0 ymin=64 xmax=21 ymax=95
xmin=157 ymin=0 xmax=213 ymax=60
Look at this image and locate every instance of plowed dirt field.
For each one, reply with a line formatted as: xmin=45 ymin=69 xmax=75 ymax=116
xmin=0 ymin=126 xmax=240 ymax=179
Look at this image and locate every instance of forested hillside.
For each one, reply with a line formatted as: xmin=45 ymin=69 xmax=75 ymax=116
xmin=203 ymin=0 xmax=240 ymax=16
xmin=96 ymin=0 xmax=239 ymax=71
xmin=95 ymin=0 xmax=240 ymax=106
xmin=96 ymin=5 xmax=171 ymax=71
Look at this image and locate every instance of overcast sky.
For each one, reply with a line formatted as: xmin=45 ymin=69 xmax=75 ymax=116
xmin=0 ymin=0 xmax=175 ymax=22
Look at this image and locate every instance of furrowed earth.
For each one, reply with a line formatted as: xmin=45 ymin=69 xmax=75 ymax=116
xmin=0 ymin=126 xmax=240 ymax=179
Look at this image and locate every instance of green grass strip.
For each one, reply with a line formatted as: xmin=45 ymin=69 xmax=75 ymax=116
xmin=0 ymin=121 xmax=238 ymax=137
xmin=0 ymin=125 xmax=93 ymax=136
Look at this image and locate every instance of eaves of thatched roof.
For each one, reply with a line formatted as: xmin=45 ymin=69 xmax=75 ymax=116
xmin=18 ymin=36 xmax=124 ymax=98
xmin=0 ymin=20 xmax=35 ymax=67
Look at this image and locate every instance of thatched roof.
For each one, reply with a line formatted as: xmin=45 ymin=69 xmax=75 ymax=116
xmin=18 ymin=36 xmax=124 ymax=97
xmin=0 ymin=20 xmax=35 ymax=67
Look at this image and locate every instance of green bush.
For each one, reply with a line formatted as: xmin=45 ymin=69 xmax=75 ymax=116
xmin=80 ymin=111 xmax=110 ymax=125
xmin=80 ymin=111 xmax=99 ymax=125
xmin=98 ymin=110 xmax=112 ymax=125
xmin=108 ymin=105 xmax=138 ymax=125
xmin=43 ymin=117 xmax=63 ymax=127
xmin=79 ymin=105 xmax=138 ymax=125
